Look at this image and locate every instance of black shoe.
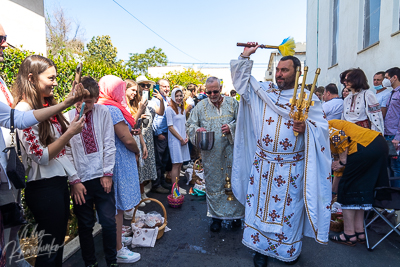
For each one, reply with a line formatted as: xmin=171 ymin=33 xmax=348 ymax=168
xmin=232 ymin=219 xmax=242 ymax=228
xmin=253 ymin=252 xmax=268 ymax=267
xmin=161 ymin=182 xmax=172 ymax=190
xmin=285 ymin=255 xmax=300 ymax=265
xmin=151 ymin=186 xmax=170 ymax=194
xmin=210 ymin=218 xmax=222 ymax=232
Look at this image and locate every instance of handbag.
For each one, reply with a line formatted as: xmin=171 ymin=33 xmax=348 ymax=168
xmin=0 ymin=201 xmax=27 ymax=229
xmin=2 ymin=109 xmax=26 ymax=189
xmin=386 ymin=139 xmax=398 ymax=157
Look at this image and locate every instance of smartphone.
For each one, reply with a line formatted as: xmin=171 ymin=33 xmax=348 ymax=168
xmin=79 ymin=102 xmax=86 ymax=119
xmin=135 ymin=118 xmax=142 ymax=129
xmin=75 ymin=63 xmax=82 ymax=84
xmin=153 ymin=84 xmax=160 ymax=94
xmin=142 ymin=91 xmax=149 ymax=103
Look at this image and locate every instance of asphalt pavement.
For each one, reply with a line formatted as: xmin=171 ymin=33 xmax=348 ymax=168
xmin=63 ymin=178 xmax=400 ymax=267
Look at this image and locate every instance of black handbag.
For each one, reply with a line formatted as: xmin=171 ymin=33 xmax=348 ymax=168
xmin=2 ymin=109 xmax=26 ymax=189
xmin=0 ymin=201 xmax=27 ymax=229
xmin=386 ymin=139 xmax=398 ymax=158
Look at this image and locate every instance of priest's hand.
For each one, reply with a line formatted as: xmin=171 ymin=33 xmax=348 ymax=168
xmin=221 ymin=124 xmax=231 ymax=135
xmin=293 ymin=120 xmax=306 ymax=134
xmin=197 ymin=127 xmax=207 ymax=132
xmin=242 ymin=42 xmax=261 ymax=57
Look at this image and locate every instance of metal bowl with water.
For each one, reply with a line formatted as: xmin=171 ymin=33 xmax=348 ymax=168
xmin=196 ymin=131 xmax=215 ymax=150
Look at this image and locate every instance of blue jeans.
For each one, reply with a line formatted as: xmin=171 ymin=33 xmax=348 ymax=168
xmin=385 ymin=135 xmax=400 ymax=187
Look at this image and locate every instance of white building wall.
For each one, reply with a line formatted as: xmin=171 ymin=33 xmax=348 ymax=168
xmin=148 ymin=65 xmax=234 ymax=94
xmin=306 ymin=0 xmax=400 ymax=90
xmin=1 ymin=0 xmax=46 ymax=55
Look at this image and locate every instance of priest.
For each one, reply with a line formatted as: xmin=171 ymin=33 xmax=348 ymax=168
xmin=231 ymin=43 xmax=331 ymax=266
xmin=186 ymin=77 xmax=244 ymax=232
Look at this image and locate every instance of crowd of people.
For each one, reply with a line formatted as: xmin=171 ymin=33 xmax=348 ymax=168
xmin=0 ymin=22 xmax=399 ymax=267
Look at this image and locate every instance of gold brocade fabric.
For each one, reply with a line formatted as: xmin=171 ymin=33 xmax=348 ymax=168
xmin=186 ymin=97 xmax=245 ymax=219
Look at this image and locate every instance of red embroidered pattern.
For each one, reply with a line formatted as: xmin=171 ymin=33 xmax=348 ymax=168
xmin=50 ymin=118 xmax=66 ymax=159
xmin=103 ymin=173 xmax=113 ymax=177
xmin=23 ymin=127 xmax=43 ymax=159
xmin=0 ymin=81 xmax=12 ymax=107
xmin=80 ymin=110 xmax=99 ymax=155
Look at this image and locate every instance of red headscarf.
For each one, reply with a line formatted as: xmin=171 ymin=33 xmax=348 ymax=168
xmin=98 ymin=75 xmax=136 ymax=128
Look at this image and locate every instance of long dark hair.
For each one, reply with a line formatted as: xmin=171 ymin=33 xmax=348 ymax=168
xmin=11 ymin=55 xmax=69 ymax=146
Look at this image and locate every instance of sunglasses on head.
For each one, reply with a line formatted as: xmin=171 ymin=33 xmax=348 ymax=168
xmin=139 ymin=83 xmax=151 ymax=89
xmin=0 ymin=35 xmax=6 ymax=45
xmin=206 ymin=90 xmax=220 ymax=95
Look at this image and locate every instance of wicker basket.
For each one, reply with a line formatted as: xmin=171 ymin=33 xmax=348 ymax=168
xmin=190 ymin=158 xmax=203 ymax=185
xmin=330 ymin=213 xmax=344 ymax=233
xmin=131 ymin=198 xmax=168 ymax=240
xmin=167 ymin=183 xmax=185 ymax=208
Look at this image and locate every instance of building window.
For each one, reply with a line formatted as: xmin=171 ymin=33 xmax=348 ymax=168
xmin=331 ymin=0 xmax=339 ymax=65
xmin=363 ymin=0 xmax=381 ymax=48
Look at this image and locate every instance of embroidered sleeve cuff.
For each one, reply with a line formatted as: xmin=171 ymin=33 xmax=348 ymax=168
xmin=69 ymin=178 xmax=81 ymax=185
xmin=103 ymin=173 xmax=113 ymax=177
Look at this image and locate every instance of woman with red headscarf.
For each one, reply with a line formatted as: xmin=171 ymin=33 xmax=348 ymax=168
xmin=98 ymin=75 xmax=141 ymax=264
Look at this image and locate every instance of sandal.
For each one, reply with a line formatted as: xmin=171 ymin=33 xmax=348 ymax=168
xmin=329 ymin=231 xmax=357 ymax=246
xmin=355 ymin=232 xmax=366 ymax=243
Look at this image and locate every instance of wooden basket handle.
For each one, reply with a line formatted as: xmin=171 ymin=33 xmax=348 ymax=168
xmin=131 ymin=198 xmax=168 ymax=225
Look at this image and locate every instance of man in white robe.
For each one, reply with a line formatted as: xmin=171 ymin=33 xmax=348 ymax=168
xmin=186 ymin=77 xmax=244 ymax=232
xmin=231 ymin=43 xmax=331 ymax=266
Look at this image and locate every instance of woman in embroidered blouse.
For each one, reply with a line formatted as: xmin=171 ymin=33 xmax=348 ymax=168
xmin=340 ymin=68 xmax=384 ymax=134
xmin=98 ymin=75 xmax=142 ymax=259
xmin=11 ymin=55 xmax=86 ymax=266
xmin=328 ymin=119 xmax=389 ymax=246
xmin=166 ymin=88 xmax=190 ymax=193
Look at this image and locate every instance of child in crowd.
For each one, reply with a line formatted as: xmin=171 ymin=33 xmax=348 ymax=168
xmin=65 ymin=76 xmax=118 ymax=267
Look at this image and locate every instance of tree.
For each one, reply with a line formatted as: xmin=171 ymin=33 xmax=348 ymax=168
xmin=127 ymin=46 xmax=167 ymax=75
xmin=45 ymin=7 xmax=85 ymax=59
xmin=164 ymin=68 xmax=208 ymax=88
xmin=86 ymin=35 xmax=118 ymax=66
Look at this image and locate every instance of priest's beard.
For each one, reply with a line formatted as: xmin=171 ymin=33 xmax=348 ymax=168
xmin=277 ymin=76 xmax=296 ymax=90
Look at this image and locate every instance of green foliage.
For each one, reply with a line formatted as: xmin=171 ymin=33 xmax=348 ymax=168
xmin=164 ymin=68 xmax=208 ymax=88
xmin=127 ymin=46 xmax=167 ymax=75
xmin=1 ymin=48 xmax=136 ymax=102
xmin=86 ymin=35 xmax=118 ymax=66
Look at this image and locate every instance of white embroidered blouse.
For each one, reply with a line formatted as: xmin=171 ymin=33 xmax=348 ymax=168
xmin=15 ymin=102 xmax=79 ymax=183
xmin=65 ymin=104 xmax=116 ymax=182
xmin=341 ymin=89 xmax=384 ymax=134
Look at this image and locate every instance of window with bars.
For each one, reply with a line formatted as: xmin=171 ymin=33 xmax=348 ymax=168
xmin=363 ymin=0 xmax=381 ymax=48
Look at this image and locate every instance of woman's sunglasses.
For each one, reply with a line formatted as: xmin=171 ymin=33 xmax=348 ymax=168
xmin=0 ymin=35 xmax=7 ymax=45
xmin=139 ymin=83 xmax=151 ymax=89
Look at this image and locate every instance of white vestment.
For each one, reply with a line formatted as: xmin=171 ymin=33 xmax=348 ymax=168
xmin=231 ymin=59 xmax=331 ymax=261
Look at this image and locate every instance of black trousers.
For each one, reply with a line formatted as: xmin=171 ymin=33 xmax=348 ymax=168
xmin=25 ymin=176 xmax=70 ymax=267
xmin=153 ymin=133 xmax=172 ymax=188
xmin=72 ymin=178 xmax=117 ymax=266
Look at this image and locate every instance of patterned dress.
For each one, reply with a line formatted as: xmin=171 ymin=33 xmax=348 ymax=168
xmin=107 ymin=105 xmax=140 ymax=210
xmin=187 ymin=97 xmax=245 ymax=219
xmin=138 ymin=106 xmax=157 ymax=183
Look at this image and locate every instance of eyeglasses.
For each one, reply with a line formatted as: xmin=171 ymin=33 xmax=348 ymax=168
xmin=0 ymin=35 xmax=6 ymax=45
xmin=206 ymin=90 xmax=220 ymax=95
xmin=139 ymin=83 xmax=151 ymax=89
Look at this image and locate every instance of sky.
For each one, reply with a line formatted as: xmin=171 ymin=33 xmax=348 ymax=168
xmin=44 ymin=0 xmax=307 ymax=80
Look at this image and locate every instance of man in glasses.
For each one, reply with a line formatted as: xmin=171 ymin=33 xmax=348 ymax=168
xmin=230 ymin=43 xmax=331 ymax=266
xmin=148 ymin=78 xmax=172 ymax=194
xmin=186 ymin=76 xmax=243 ymax=232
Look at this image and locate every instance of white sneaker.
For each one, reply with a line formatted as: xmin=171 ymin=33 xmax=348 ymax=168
xmin=144 ymin=181 xmax=152 ymax=194
xmin=141 ymin=193 xmax=151 ymax=203
xmin=117 ymin=245 xmax=141 ymax=263
xmin=180 ymin=188 xmax=187 ymax=195
xmin=139 ymin=201 xmax=146 ymax=207
xmin=124 ymin=209 xmax=134 ymax=220
xmin=122 ymin=236 xmax=132 ymax=246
